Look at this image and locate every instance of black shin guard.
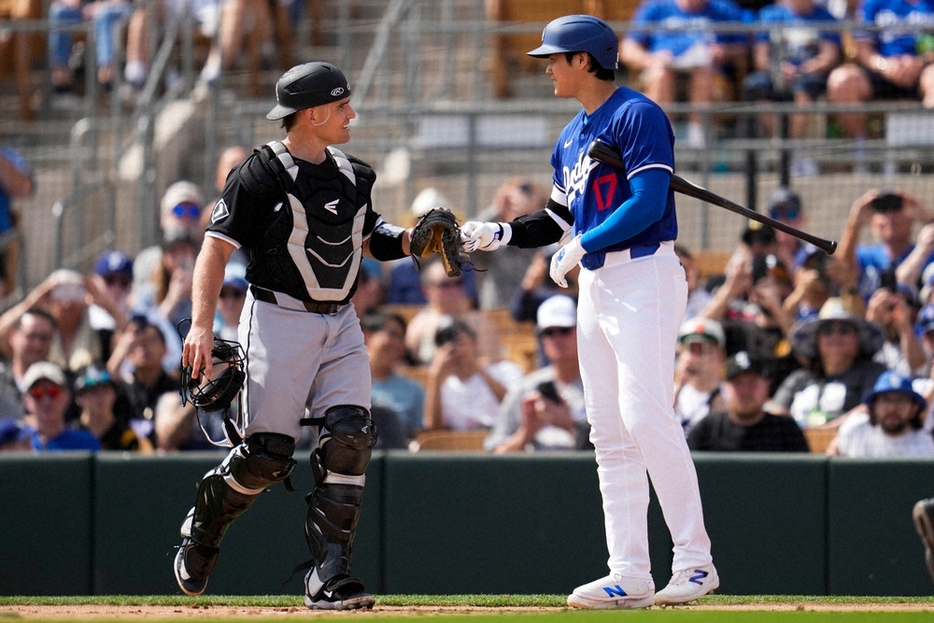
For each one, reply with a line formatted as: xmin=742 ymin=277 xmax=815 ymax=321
xmin=304 ymin=406 xmax=377 ymax=590
xmin=189 ymin=433 xmax=297 ymax=548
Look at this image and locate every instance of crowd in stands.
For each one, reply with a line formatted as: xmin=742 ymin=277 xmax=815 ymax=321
xmin=10 ymin=0 xmax=930 ymax=161
xmin=2 ymin=166 xmax=934 ymax=460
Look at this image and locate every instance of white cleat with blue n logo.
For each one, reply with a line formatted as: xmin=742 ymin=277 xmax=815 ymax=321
xmin=654 ymin=564 xmax=719 ymax=605
xmin=567 ymin=572 xmax=655 ymax=609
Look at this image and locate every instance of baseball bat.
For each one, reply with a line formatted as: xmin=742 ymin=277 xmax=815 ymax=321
xmin=587 ymin=140 xmax=837 ymax=255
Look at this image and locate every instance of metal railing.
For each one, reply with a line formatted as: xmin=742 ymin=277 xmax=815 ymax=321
xmin=11 ymin=3 xmax=934 ymax=294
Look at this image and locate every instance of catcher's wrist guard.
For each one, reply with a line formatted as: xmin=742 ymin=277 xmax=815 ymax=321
xmin=409 ymin=207 xmax=467 ymax=277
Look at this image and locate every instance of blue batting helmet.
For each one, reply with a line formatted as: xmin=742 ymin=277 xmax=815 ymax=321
xmin=527 ymin=15 xmax=619 ymax=70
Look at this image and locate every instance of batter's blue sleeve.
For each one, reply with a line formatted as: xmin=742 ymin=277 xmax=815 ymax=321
xmin=580 ymin=168 xmax=670 ymax=252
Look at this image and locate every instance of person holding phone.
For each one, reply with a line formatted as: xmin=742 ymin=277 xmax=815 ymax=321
xmin=485 ymin=295 xmax=589 ymax=453
xmin=837 ymin=189 xmax=934 ymax=301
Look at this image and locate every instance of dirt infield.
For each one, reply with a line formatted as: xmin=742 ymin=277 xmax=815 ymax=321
xmin=3 ymin=602 xmax=934 ymax=618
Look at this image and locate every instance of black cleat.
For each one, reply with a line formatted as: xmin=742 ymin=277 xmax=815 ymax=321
xmin=304 ymin=570 xmax=375 ymax=610
xmin=174 ymin=509 xmax=219 ymax=597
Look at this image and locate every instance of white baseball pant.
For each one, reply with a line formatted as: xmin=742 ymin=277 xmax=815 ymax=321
xmin=576 ymin=241 xmax=712 ymax=584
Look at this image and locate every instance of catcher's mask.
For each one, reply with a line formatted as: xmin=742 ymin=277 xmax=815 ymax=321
xmin=180 ymin=335 xmax=246 ymax=413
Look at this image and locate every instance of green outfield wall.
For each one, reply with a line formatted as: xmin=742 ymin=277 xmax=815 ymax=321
xmin=1 ymin=452 xmax=932 ymax=596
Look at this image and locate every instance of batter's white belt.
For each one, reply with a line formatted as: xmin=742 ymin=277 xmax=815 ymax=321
xmin=250 ymin=285 xmax=345 ymax=315
xmin=602 ymin=240 xmax=675 ymax=268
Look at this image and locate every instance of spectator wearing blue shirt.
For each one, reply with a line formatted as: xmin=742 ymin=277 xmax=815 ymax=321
xmin=838 ymin=188 xmax=934 ymax=302
xmin=744 ymin=0 xmax=841 ymax=175
xmin=22 ymin=361 xmax=100 ymax=451
xmin=827 ymin=0 xmax=934 ymax=149
xmin=620 ymin=0 xmax=749 ymax=147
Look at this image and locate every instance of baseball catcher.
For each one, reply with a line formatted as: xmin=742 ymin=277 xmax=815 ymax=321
xmin=174 ymin=61 xmax=432 ymax=611
xmin=408 ymin=207 xmax=465 ymax=277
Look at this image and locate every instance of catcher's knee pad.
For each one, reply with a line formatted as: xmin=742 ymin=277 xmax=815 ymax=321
xmin=188 ymin=433 xmax=297 ymax=548
xmin=312 ymin=406 xmax=378 ymax=483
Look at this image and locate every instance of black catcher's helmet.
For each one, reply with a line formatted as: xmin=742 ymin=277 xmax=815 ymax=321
xmin=180 ymin=336 xmax=246 ymax=412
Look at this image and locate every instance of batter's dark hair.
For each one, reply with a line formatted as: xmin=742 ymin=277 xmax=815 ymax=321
xmin=563 ymin=51 xmax=616 ymax=81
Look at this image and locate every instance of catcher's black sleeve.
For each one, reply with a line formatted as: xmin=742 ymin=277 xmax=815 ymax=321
xmin=506 ymin=199 xmax=571 ymax=248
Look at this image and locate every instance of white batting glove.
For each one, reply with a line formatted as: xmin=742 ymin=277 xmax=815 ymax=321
xmin=550 ymin=235 xmax=586 ymax=288
xmin=461 ymin=221 xmax=505 ymax=252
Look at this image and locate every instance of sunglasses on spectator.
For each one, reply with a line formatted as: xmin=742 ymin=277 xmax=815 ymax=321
xmin=219 ymin=288 xmax=246 ymax=300
xmin=28 ymin=385 xmax=63 ymax=400
xmin=103 ymin=274 xmax=132 ymax=289
xmin=171 ymin=202 xmax=201 ymax=219
xmin=769 ymin=207 xmax=799 ymax=221
xmin=539 ymin=326 xmax=574 ymax=337
xmin=818 ymin=321 xmax=858 ymax=336
xmin=434 ymin=279 xmax=464 ymax=288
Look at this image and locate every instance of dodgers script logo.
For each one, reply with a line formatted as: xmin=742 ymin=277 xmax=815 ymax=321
xmin=562 ymin=151 xmax=597 ymax=207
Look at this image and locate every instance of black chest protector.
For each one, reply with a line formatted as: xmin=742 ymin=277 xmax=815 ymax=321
xmin=243 ymin=141 xmax=375 ymax=303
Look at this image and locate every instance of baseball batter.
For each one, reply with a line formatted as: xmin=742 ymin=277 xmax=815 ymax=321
xmin=175 ymin=61 xmax=420 ymax=610
xmin=461 ymin=14 xmax=717 ymax=608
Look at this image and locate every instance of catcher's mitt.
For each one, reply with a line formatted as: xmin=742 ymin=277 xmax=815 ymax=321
xmin=410 ymin=207 xmax=464 ymax=277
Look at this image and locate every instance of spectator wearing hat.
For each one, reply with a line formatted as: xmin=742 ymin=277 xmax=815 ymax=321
xmin=702 ymin=246 xmax=801 ymax=392
xmin=742 ymin=222 xmax=779 ymax=261
xmin=22 ymin=361 xmax=99 ymax=451
xmin=0 ymin=308 xmax=56 ymax=418
xmin=784 ymin=243 xmax=842 ymax=322
xmin=485 ymin=295 xmax=588 ymax=453
xmin=828 ymin=371 xmax=934 ymax=457
xmin=674 ymin=317 xmax=727 ymax=437
xmin=73 ymin=364 xmax=147 ymax=452
xmin=132 ymin=181 xmax=205 ymax=315
xmin=865 ymin=282 xmax=925 ymax=377
xmin=769 ymin=297 xmax=888 ymax=428
xmin=88 ymin=250 xmax=134 ymax=362
xmin=0 ymin=416 xmax=33 ymax=451
xmin=838 ymin=189 xmax=934 ymax=302
xmin=687 ymin=351 xmax=809 ymax=452
xmin=215 ymin=262 xmax=248 ymax=341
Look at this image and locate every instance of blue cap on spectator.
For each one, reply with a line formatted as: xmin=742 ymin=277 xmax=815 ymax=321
xmin=94 ymin=250 xmax=133 ymax=278
xmin=917 ymin=303 xmax=934 ymax=334
xmin=222 ymin=263 xmax=248 ymax=292
xmin=862 ymin=371 xmax=926 ymax=412
xmin=0 ymin=417 xmax=32 ymax=447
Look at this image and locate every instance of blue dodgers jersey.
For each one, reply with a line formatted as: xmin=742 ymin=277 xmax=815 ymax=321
xmin=628 ymin=0 xmax=747 ymax=57
xmin=550 ymin=87 xmax=677 ymax=269
xmin=755 ymin=4 xmax=841 ymax=65
xmin=858 ymin=0 xmax=934 ymax=57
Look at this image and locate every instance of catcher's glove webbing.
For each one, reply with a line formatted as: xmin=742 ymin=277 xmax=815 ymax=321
xmin=409 ymin=207 xmax=465 ymax=277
